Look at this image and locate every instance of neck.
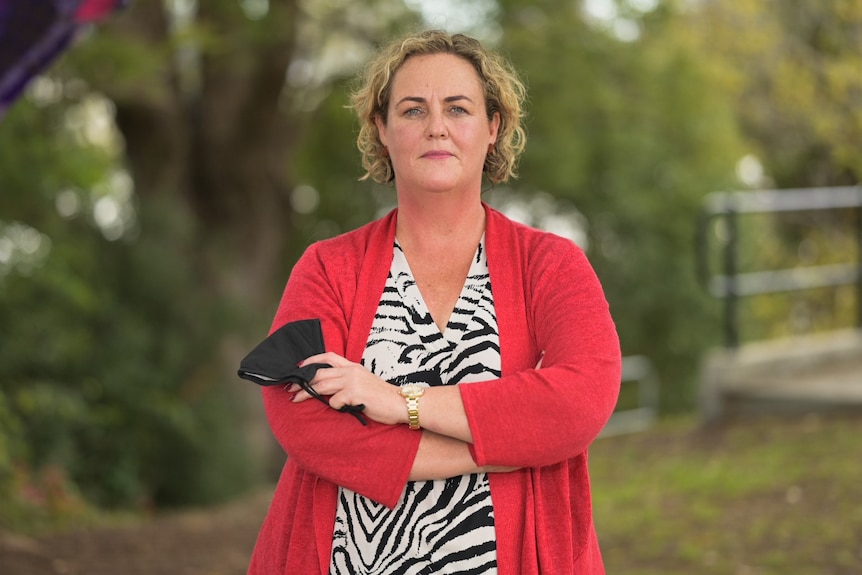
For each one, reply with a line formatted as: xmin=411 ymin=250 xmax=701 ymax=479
xmin=395 ymin=192 xmax=486 ymax=252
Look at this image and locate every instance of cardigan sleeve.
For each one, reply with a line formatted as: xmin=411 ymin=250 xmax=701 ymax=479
xmin=461 ymin=236 xmax=621 ymax=468
xmin=260 ymin=240 xmax=422 ymax=508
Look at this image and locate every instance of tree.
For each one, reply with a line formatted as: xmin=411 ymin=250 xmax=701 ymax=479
xmin=0 ymin=92 xmax=258 ymax=508
xmin=689 ymin=0 xmax=862 ymax=187
xmin=0 ymin=0 xmax=420 ymax=512
xmin=492 ymin=0 xmax=746 ymax=410
xmin=687 ymin=0 xmax=862 ymax=340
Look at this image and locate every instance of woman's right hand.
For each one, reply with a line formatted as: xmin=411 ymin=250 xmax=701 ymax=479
xmin=288 ymin=352 xmax=407 ymax=426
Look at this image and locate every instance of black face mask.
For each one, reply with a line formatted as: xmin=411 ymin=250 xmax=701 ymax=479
xmin=237 ymin=318 xmax=367 ymax=425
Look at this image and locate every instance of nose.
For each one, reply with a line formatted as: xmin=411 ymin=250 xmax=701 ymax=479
xmin=425 ymin=107 xmax=448 ymax=139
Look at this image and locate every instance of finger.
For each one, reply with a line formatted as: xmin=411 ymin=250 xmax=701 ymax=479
xmin=308 ymin=366 xmax=359 ymax=389
xmin=289 ymin=379 xmax=327 ymax=403
xmin=298 ymin=354 xmax=322 ymax=366
xmin=299 ymin=352 xmax=344 ymax=367
xmin=291 ymin=386 xmax=325 ymax=404
xmin=286 ymin=380 xmax=319 ymax=395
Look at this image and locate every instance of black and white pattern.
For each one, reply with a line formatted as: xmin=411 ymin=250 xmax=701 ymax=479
xmin=329 ymin=239 xmax=501 ymax=575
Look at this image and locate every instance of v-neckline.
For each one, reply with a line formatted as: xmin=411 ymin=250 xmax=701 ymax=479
xmin=392 ymin=239 xmax=483 ymax=343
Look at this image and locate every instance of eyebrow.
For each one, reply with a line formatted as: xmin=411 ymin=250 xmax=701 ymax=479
xmin=395 ymin=95 xmax=475 ymax=106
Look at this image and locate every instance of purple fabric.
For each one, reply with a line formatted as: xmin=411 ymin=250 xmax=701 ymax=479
xmin=0 ymin=0 xmax=123 ymax=118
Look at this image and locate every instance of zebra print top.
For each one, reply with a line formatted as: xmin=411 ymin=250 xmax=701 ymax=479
xmin=329 ymin=239 xmax=501 ymax=575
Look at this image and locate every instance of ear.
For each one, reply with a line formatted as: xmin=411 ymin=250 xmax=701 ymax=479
xmin=488 ymin=111 xmax=501 ymax=146
xmin=375 ymin=114 xmax=388 ymax=147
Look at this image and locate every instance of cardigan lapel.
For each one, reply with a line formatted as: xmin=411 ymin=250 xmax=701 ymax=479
xmin=483 ymin=203 xmax=537 ymax=376
xmin=482 ymin=204 xmax=542 ymax=575
xmin=344 ymin=209 xmax=398 ymax=363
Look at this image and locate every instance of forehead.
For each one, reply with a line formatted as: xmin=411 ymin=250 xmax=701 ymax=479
xmin=390 ymin=53 xmax=484 ymax=98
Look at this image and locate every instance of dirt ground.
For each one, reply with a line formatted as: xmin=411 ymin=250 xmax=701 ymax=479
xmin=0 ymin=488 xmax=273 ymax=575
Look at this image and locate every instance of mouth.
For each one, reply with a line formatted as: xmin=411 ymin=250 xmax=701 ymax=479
xmin=422 ymin=150 xmax=454 ymax=159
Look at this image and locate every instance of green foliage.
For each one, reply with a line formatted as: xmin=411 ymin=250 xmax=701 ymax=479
xmin=690 ymin=0 xmax=862 ymax=186
xmin=0 ymin=209 xmax=257 ymax=509
xmin=65 ymin=29 xmax=173 ymax=108
xmin=0 ymin=92 xmax=114 ymax=217
xmin=494 ymin=2 xmax=744 ymax=410
xmin=288 ymin=80 xmax=380 ymax=259
xmin=688 ymin=0 xmax=861 ymax=344
xmin=1 ymin=209 xmax=258 ymax=509
xmin=0 ymin=389 xmax=23 ymax=486
xmin=0 ymin=98 xmax=258 ymax=516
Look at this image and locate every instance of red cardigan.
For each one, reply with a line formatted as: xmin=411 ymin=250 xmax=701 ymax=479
xmin=248 ymin=205 xmax=621 ymax=574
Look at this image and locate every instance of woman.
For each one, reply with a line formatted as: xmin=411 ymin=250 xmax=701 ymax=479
xmin=248 ymin=30 xmax=621 ymax=575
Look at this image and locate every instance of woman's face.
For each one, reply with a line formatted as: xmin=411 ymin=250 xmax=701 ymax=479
xmin=376 ymin=53 xmax=500 ymax=196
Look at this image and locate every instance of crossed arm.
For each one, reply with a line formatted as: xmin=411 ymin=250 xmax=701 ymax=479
xmin=288 ymin=352 xmax=518 ymax=480
xmin=262 ymin=237 xmax=619 ymax=506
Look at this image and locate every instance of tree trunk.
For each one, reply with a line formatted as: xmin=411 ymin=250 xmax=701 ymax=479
xmin=106 ymin=0 xmax=302 ymax=311
xmin=99 ymin=0 xmax=305 ymax=472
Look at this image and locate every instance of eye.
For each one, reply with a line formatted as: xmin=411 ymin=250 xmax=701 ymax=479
xmin=449 ymin=106 xmax=468 ymax=115
xmin=403 ymin=107 xmax=423 ymax=117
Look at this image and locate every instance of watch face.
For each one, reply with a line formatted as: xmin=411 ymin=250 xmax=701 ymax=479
xmin=400 ymin=384 xmax=426 ymax=398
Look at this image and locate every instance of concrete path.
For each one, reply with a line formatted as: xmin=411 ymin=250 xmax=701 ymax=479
xmin=700 ymin=328 xmax=862 ymax=419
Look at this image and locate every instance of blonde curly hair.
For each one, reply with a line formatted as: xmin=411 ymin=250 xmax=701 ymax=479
xmin=349 ymin=29 xmax=527 ymax=185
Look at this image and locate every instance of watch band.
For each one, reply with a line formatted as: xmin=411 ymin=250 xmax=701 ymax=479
xmin=399 ymin=384 xmax=425 ymax=430
xmin=405 ymin=396 xmax=421 ymax=430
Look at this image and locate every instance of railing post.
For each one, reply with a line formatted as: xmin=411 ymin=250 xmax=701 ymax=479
xmin=699 ymin=186 xmax=862 ymax=347
xmin=857 ymin=188 xmax=862 ymax=330
xmin=723 ymin=195 xmax=739 ymax=349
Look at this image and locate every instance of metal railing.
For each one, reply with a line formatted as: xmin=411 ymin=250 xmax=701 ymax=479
xmin=600 ymin=355 xmax=659 ymax=438
xmin=695 ymin=186 xmax=862 ymax=348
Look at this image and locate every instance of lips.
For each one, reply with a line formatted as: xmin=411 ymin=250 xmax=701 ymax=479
xmin=422 ymin=150 xmax=454 ymax=159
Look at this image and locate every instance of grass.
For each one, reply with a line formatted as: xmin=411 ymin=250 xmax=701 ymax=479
xmin=4 ymin=411 xmax=861 ymax=575
xmin=589 ymin=413 xmax=862 ymax=575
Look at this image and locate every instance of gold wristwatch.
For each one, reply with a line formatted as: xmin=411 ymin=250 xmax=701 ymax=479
xmin=398 ymin=384 xmax=426 ymax=430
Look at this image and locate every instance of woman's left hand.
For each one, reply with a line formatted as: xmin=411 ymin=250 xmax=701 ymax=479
xmin=288 ymin=352 xmax=406 ymax=425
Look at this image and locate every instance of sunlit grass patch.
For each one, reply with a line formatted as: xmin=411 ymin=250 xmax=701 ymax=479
xmin=590 ymin=413 xmax=862 ymax=574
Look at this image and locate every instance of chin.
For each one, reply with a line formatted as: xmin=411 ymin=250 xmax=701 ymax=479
xmin=423 ymin=182 xmax=459 ymax=193
xmin=402 ymin=177 xmax=459 ymax=194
